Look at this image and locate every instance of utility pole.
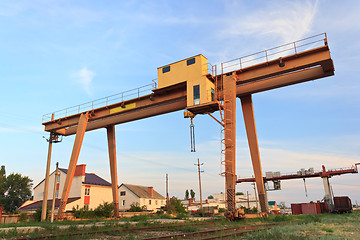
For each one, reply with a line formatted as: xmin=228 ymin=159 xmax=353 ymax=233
xmin=252 ymin=182 xmax=259 ymax=212
xmin=195 ymin=158 xmax=204 ymax=212
xmin=50 ymin=162 xmax=59 ymax=222
xmin=166 ymin=173 xmax=169 ymax=204
xmin=247 ymin=191 xmax=250 ymax=208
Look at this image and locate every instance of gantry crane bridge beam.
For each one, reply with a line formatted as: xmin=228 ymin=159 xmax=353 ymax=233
xmin=41 ymin=33 xmax=334 ymax=219
xmin=43 ymin=44 xmax=333 ymax=134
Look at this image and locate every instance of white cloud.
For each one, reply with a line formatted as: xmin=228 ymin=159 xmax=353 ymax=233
xmin=222 ymin=0 xmax=318 ymax=43
xmin=72 ymin=67 xmax=95 ymax=94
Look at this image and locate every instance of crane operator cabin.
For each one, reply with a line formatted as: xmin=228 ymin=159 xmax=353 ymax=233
xmin=157 ymin=54 xmax=215 ymax=108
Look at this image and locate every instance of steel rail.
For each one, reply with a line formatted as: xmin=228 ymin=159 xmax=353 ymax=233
xmin=143 ymin=223 xmax=276 ymax=240
xmin=14 ymin=221 xmax=215 ymax=240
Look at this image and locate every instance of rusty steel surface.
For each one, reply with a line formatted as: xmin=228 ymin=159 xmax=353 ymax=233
xmin=240 ymin=95 xmax=268 ymax=213
xmin=223 ymin=75 xmax=237 ymax=212
xmin=42 ymin=34 xmax=335 ymax=216
xmin=237 ymin=164 xmax=359 ymax=183
xmin=106 ymin=125 xmax=120 ymax=218
xmin=42 ymin=35 xmax=334 ymax=135
xmin=58 ymin=113 xmax=89 ymax=219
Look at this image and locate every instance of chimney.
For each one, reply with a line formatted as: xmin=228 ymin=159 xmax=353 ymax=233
xmin=74 ymin=164 xmax=86 ymax=177
xmin=148 ymin=187 xmax=153 ymax=197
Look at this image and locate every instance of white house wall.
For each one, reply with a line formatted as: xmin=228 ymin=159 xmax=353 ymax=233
xmin=33 ymin=171 xmax=82 ymax=201
xmin=118 ymin=185 xmax=166 ymax=212
xmin=119 ymin=185 xmax=140 ymax=211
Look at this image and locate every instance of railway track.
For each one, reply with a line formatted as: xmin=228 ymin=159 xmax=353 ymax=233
xmin=14 ymin=221 xmax=276 ymax=239
xmin=143 ymin=223 xmax=276 ymax=240
xmin=15 ymin=221 xmax=215 ymax=240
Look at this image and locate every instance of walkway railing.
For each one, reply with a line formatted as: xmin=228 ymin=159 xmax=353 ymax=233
xmin=42 ymin=79 xmax=157 ymax=123
xmin=221 ymin=33 xmax=327 ymax=74
xmin=43 ymin=33 xmax=328 ymax=123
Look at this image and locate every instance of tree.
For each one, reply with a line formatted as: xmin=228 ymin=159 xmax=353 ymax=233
xmin=0 ymin=166 xmax=6 ymax=201
xmin=185 ymin=190 xmax=189 ymax=200
xmin=278 ymin=201 xmax=287 ymax=209
xmin=236 ymin=192 xmax=244 ymax=196
xmin=0 ymin=167 xmax=33 ymax=213
xmin=207 ymin=195 xmax=214 ymax=199
xmin=166 ymin=197 xmax=186 ymax=215
xmin=190 ymin=189 xmax=195 ymax=199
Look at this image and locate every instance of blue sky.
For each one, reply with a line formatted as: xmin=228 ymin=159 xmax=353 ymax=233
xmin=1 ymin=0 xmax=359 ymax=207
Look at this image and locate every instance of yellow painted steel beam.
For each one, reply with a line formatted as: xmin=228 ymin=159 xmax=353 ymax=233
xmin=240 ymin=95 xmax=268 ymax=213
xmin=57 ymin=113 xmax=88 ymax=219
xmin=43 ymin=46 xmax=334 ymax=136
xmin=106 ymin=126 xmax=120 ymax=218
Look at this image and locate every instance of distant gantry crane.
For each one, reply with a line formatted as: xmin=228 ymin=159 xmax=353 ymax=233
xmin=236 ymin=163 xmax=359 ymax=211
xmin=41 ymin=33 xmax=334 ymax=220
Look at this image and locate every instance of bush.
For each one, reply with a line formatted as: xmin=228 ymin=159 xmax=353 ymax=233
xmin=94 ymin=202 xmax=113 ymax=218
xmin=32 ymin=206 xmax=49 ymax=221
xmin=19 ymin=212 xmax=29 ymax=222
xmin=129 ymin=202 xmax=146 ymax=212
xmin=72 ymin=202 xmax=114 ymax=219
xmin=165 ymin=197 xmax=186 ymax=215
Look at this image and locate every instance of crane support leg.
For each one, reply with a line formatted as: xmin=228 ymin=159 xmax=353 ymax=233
xmin=41 ymin=133 xmax=53 ymax=221
xmin=322 ymin=177 xmax=334 ymax=211
xmin=223 ymin=75 xmax=237 ymax=212
xmin=240 ymin=95 xmax=268 ymax=213
xmin=106 ymin=125 xmax=120 ymax=218
xmin=58 ymin=113 xmax=88 ymax=219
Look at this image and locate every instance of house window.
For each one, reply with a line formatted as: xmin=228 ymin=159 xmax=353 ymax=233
xmin=120 ymin=191 xmax=126 ymax=196
xmin=193 ymin=85 xmax=200 ymax=105
xmin=123 ymin=200 xmax=125 ymax=206
xmin=85 ymin=188 xmax=90 ymax=196
xmin=155 ymin=200 xmax=158 ymax=205
xmin=149 ymin=200 xmax=152 ymax=205
xmin=187 ymin=58 xmax=195 ymax=66
xmin=162 ymin=66 xmax=170 ymax=73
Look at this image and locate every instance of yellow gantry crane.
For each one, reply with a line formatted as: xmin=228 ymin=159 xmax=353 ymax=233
xmin=41 ymin=33 xmax=334 ymax=220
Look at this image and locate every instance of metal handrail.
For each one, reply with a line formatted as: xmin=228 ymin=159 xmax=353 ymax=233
xmin=43 ymin=33 xmax=328 ymax=123
xmin=42 ymin=79 xmax=157 ymax=123
xmin=221 ymin=33 xmax=327 ymax=74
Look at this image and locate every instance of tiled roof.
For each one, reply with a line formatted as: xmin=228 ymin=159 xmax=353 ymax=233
xmin=83 ymin=173 xmax=111 ymax=187
xmin=120 ymin=184 xmax=165 ymax=199
xmin=34 ymin=168 xmax=111 ymax=189
xmin=18 ymin=197 xmax=81 ymax=211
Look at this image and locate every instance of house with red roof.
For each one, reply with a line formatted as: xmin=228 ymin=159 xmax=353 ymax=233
xmin=19 ymin=164 xmax=113 ymax=212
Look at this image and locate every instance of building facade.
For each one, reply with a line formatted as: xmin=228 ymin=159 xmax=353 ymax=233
xmin=118 ymin=184 xmax=166 ymax=212
xmin=19 ymin=164 xmax=113 ymax=212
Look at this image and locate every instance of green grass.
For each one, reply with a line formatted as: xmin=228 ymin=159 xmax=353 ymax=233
xmin=1 ymin=210 xmax=359 ymax=239
xmin=244 ymin=210 xmax=360 ymax=240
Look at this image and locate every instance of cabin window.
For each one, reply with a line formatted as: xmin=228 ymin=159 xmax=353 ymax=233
xmin=56 ymin=190 xmax=59 ymax=198
xmin=187 ymin=58 xmax=195 ymax=66
xmin=211 ymin=88 xmax=215 ymax=101
xmin=120 ymin=191 xmax=126 ymax=196
xmin=85 ymin=188 xmax=90 ymax=196
xmin=162 ymin=66 xmax=170 ymax=73
xmin=57 ymin=175 xmax=60 ymax=182
xmin=193 ymin=85 xmax=200 ymax=105
xmin=122 ymin=200 xmax=125 ymax=206
xmin=149 ymin=200 xmax=152 ymax=205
